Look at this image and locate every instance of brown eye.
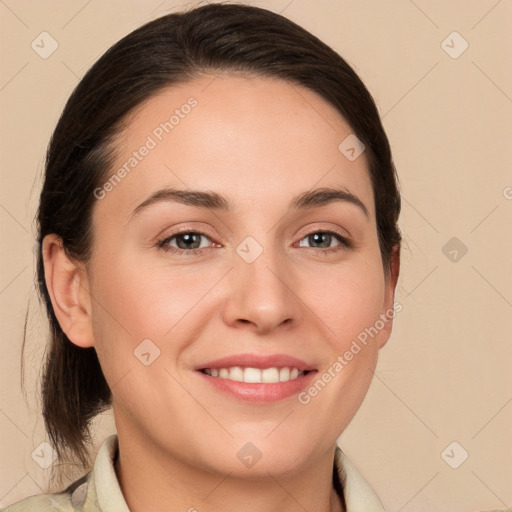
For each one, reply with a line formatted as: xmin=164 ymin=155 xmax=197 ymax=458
xmin=298 ymin=231 xmax=348 ymax=250
xmin=306 ymin=233 xmax=333 ymax=249
xmin=173 ymin=233 xmax=204 ymax=250
xmin=158 ymin=232 xmax=213 ymax=254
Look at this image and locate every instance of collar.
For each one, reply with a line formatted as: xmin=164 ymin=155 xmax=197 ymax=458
xmin=77 ymin=435 xmax=384 ymax=512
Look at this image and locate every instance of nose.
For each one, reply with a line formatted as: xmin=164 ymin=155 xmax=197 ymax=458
xmin=221 ymin=243 xmax=303 ymax=334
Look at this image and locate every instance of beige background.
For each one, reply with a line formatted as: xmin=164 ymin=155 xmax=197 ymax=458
xmin=1 ymin=1 xmax=511 ymax=510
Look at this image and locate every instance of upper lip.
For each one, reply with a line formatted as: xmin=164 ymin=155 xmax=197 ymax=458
xmin=196 ymin=353 xmax=316 ymax=372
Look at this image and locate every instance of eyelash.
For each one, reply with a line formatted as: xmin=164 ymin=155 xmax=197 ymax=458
xmin=156 ymin=228 xmax=352 ymax=256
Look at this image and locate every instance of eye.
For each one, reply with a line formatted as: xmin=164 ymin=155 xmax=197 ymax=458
xmin=157 ymin=231 xmax=215 ymax=255
xmin=156 ymin=229 xmax=351 ymax=256
xmin=296 ymin=230 xmax=351 ymax=252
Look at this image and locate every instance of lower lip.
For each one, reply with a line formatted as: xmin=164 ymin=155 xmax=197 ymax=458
xmin=197 ymin=370 xmax=318 ymax=402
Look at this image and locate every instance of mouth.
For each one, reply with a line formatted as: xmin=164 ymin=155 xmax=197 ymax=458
xmin=195 ymin=354 xmax=317 ymax=402
xmin=200 ymin=366 xmax=310 ymax=383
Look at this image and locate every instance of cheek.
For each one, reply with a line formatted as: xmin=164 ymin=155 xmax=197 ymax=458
xmin=86 ymin=255 xmax=192 ymax=416
xmin=87 ymin=247 xmax=226 ymax=386
xmin=294 ymin=252 xmax=386 ymax=413
xmin=89 ymin=248 xmax=212 ymax=339
xmin=304 ymin=254 xmax=387 ymax=349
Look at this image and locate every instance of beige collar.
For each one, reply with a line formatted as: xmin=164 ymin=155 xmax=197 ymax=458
xmin=77 ymin=435 xmax=384 ymax=512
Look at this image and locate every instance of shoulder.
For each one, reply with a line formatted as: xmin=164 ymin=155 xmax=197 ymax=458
xmin=2 ymin=435 xmax=121 ymax=512
xmin=1 ymin=491 xmax=74 ymax=511
xmin=1 ymin=473 xmax=92 ymax=512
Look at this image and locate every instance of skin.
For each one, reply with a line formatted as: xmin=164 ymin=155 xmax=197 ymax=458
xmin=43 ymin=74 xmax=399 ymax=512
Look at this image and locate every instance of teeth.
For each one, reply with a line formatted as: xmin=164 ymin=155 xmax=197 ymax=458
xmin=202 ymin=366 xmax=306 ymax=383
xmin=229 ymin=366 xmax=244 ymax=382
xmin=261 ymin=367 xmax=279 ymax=383
xmin=244 ymin=367 xmax=261 ymax=383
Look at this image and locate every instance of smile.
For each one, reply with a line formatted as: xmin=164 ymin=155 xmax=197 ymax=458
xmin=196 ymin=353 xmax=317 ymax=402
xmin=201 ymin=366 xmax=308 ymax=383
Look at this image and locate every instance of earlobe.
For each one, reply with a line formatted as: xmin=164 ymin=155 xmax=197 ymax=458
xmin=377 ymin=245 xmax=401 ymax=349
xmin=42 ymin=234 xmax=95 ymax=348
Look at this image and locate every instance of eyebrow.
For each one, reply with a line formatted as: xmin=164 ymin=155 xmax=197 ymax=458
xmin=131 ymin=186 xmax=369 ymax=218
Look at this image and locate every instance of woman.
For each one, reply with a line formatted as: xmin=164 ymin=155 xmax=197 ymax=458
xmin=5 ymin=3 xmax=401 ymax=511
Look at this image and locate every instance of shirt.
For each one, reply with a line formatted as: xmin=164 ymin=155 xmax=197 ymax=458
xmin=2 ymin=435 xmax=385 ymax=511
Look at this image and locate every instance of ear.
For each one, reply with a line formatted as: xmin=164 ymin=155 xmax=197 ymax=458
xmin=42 ymin=234 xmax=95 ymax=348
xmin=377 ymin=245 xmax=401 ymax=349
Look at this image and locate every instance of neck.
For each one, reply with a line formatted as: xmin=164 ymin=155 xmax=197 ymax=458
xmin=114 ymin=432 xmax=345 ymax=512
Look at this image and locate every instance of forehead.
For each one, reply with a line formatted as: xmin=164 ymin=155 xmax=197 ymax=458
xmin=96 ymin=73 xmax=375 ymax=221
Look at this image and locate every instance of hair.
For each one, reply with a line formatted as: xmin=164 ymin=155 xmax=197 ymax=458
xmin=31 ymin=1 xmax=401 ymax=480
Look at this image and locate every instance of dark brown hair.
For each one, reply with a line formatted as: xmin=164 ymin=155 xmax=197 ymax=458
xmin=33 ymin=2 xmax=401 ymax=478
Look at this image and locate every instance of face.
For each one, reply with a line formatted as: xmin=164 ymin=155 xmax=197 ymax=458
xmin=81 ymin=74 xmax=398 ymax=476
